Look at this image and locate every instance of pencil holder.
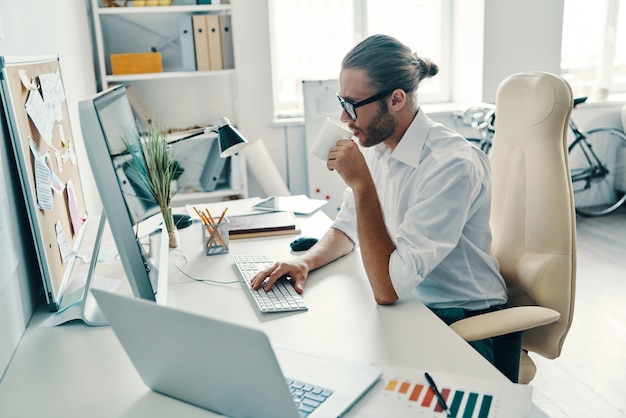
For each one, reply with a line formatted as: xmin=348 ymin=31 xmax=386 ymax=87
xmin=202 ymin=218 xmax=230 ymax=255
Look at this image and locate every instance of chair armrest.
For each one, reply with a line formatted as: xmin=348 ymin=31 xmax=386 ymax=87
xmin=449 ymin=306 xmax=561 ymax=342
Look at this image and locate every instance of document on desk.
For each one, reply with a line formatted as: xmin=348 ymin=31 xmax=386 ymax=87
xmin=361 ymin=364 xmax=533 ymax=417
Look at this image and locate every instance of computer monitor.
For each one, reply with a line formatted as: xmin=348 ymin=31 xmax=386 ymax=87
xmin=79 ymin=84 xmax=168 ymax=306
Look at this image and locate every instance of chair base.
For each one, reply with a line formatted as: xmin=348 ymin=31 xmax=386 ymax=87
xmin=518 ymin=350 xmax=537 ymax=384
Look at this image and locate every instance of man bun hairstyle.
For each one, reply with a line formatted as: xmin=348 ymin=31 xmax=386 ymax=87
xmin=342 ymin=34 xmax=438 ymax=108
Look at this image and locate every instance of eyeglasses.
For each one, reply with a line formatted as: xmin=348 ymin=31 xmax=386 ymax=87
xmin=336 ymin=89 xmax=395 ymax=120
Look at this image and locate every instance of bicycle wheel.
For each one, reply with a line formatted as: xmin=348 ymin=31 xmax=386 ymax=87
xmin=568 ymin=127 xmax=626 ymax=216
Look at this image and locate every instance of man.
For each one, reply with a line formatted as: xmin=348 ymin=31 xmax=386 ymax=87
xmin=251 ymin=35 xmax=509 ymax=368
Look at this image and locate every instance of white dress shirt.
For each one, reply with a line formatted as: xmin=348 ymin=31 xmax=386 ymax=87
xmin=332 ymin=109 xmax=507 ymax=310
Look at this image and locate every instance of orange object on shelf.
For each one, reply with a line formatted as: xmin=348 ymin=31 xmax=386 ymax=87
xmin=110 ymin=52 xmax=162 ymax=75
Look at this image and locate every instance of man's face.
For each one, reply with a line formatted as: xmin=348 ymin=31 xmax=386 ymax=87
xmin=338 ymin=68 xmax=396 ymax=148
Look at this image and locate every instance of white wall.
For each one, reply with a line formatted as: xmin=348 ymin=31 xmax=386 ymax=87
xmin=0 ymin=0 xmax=100 ymax=211
xmin=0 ymin=0 xmax=97 ymax=380
xmin=230 ymin=0 xmax=293 ymax=196
xmin=482 ymin=0 xmax=565 ymax=102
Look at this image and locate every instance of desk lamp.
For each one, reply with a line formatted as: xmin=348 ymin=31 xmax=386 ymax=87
xmin=209 ymin=117 xmax=248 ymax=157
xmin=200 ymin=117 xmax=248 ymax=191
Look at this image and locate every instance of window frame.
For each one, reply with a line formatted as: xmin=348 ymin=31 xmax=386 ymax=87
xmin=268 ymin=0 xmax=453 ymax=120
xmin=561 ymin=0 xmax=626 ymax=98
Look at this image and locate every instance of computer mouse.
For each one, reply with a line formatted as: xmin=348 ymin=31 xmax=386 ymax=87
xmin=173 ymin=214 xmax=193 ymax=229
xmin=290 ymin=237 xmax=318 ymax=252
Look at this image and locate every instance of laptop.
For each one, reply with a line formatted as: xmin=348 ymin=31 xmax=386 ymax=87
xmin=91 ymin=289 xmax=381 ymax=418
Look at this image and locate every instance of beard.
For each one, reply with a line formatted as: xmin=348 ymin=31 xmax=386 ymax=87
xmin=349 ymin=102 xmax=396 ymax=148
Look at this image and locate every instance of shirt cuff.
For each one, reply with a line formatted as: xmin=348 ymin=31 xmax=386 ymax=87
xmin=389 ymin=248 xmax=423 ymax=298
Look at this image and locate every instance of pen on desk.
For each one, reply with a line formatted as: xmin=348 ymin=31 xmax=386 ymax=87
xmin=424 ymin=372 xmax=449 ymax=415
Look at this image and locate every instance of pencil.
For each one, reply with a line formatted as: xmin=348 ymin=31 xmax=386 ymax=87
xmin=204 ymin=209 xmax=228 ymax=250
xmin=217 ymin=207 xmax=228 ymax=224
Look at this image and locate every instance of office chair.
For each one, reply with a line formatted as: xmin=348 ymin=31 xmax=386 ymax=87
xmin=449 ymin=72 xmax=577 ymax=384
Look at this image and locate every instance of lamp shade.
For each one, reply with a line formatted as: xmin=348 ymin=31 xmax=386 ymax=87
xmin=216 ymin=117 xmax=248 ymax=157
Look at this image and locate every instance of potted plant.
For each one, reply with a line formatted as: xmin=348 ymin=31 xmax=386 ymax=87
xmin=122 ymin=122 xmax=181 ymax=248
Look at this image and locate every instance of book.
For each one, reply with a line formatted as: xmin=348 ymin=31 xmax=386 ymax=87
xmin=228 ymin=211 xmax=299 ymax=240
xmin=192 ymin=14 xmax=210 ymax=71
xmin=205 ymin=14 xmax=223 ymax=70
xmin=179 ymin=15 xmax=196 ymax=71
xmin=219 ymin=14 xmax=234 ymax=69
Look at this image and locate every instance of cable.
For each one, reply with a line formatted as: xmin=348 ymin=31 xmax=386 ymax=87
xmin=171 ymin=249 xmax=241 ymax=286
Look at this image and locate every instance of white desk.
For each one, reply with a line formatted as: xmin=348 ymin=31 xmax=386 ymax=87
xmin=0 ymin=210 xmax=511 ymax=418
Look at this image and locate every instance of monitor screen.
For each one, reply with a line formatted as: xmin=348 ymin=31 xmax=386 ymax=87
xmin=79 ymin=84 xmax=168 ymax=304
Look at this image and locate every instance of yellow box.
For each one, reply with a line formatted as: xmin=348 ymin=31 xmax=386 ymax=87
xmin=110 ymin=52 xmax=163 ymax=75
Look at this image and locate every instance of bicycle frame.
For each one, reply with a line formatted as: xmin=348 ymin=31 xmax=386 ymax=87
xmin=568 ymin=119 xmax=610 ymax=192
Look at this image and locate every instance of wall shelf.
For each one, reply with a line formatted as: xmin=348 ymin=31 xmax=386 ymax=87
xmin=88 ymin=0 xmax=246 ymax=203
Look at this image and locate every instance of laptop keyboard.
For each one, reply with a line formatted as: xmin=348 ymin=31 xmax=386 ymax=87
xmin=232 ymin=255 xmax=308 ymax=313
xmin=286 ymin=378 xmax=334 ymax=417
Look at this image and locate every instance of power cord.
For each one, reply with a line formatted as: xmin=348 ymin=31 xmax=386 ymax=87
xmin=171 ymin=248 xmax=241 ymax=286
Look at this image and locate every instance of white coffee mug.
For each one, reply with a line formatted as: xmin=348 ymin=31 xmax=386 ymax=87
xmin=310 ymin=117 xmax=353 ymax=161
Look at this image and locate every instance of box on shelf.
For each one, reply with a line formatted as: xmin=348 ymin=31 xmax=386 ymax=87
xmin=110 ymin=52 xmax=163 ymax=75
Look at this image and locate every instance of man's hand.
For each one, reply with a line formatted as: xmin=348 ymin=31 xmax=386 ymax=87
xmin=250 ymin=259 xmax=309 ymax=294
xmin=327 ymin=139 xmax=370 ymax=189
xmin=249 ymin=228 xmax=355 ymax=295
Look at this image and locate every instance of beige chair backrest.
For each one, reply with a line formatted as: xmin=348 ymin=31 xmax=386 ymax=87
xmin=490 ymin=72 xmax=576 ymax=359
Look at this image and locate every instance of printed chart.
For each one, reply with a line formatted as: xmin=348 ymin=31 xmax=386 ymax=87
xmin=384 ymin=377 xmax=494 ymax=417
xmin=368 ymin=365 xmax=533 ymax=417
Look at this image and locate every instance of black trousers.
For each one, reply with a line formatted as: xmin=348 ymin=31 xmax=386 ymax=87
xmin=429 ymin=305 xmax=523 ymax=383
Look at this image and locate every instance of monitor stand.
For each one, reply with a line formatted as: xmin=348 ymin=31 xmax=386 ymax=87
xmin=79 ymin=212 xmax=109 ymax=326
xmin=42 ymin=213 xmax=109 ymax=327
xmin=43 ymin=212 xmax=170 ymax=327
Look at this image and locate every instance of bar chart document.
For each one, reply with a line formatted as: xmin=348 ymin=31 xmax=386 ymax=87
xmin=364 ymin=365 xmax=533 ymax=417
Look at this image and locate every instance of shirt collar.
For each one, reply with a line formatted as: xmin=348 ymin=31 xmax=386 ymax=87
xmin=390 ymin=108 xmax=431 ymax=168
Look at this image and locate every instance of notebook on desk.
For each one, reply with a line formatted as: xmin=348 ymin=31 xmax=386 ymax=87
xmin=92 ymin=289 xmax=381 ymax=418
xmin=228 ymin=211 xmax=300 ymax=240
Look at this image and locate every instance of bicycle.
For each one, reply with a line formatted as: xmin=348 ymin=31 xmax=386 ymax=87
xmin=568 ymin=97 xmax=626 ymax=217
xmin=456 ymin=98 xmax=626 ymax=216
xmin=454 ymin=104 xmax=495 ymax=154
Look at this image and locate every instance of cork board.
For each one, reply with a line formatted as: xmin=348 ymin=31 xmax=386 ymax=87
xmin=0 ymin=56 xmax=88 ymax=309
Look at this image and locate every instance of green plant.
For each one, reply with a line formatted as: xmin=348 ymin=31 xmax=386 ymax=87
xmin=171 ymin=159 xmax=185 ymax=181
xmin=122 ymin=122 xmax=180 ymax=235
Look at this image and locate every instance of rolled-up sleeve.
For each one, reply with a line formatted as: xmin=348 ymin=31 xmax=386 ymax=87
xmin=327 ymin=109 xmax=505 ymax=309
xmin=330 ymin=187 xmax=359 ymax=245
xmin=388 ymin=157 xmax=482 ymax=298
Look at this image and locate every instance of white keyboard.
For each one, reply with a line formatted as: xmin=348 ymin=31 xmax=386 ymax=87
xmin=232 ymin=255 xmax=308 ymax=313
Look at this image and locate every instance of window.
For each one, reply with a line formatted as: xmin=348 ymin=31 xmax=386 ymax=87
xmin=269 ymin=0 xmax=451 ymax=119
xmin=561 ymin=0 xmax=626 ymax=98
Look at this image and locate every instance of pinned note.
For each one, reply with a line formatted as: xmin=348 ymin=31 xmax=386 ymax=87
xmin=29 ymin=138 xmax=53 ymax=211
xmin=66 ymin=179 xmax=86 ymax=235
xmin=55 ymin=221 xmax=73 ymax=261
xmin=25 ymin=88 xmax=57 ymax=147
